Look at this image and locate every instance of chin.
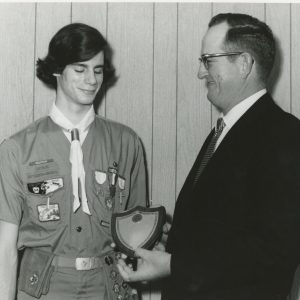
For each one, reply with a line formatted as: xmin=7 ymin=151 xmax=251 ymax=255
xmin=206 ymin=92 xmax=215 ymax=104
xmin=79 ymin=95 xmax=96 ymax=103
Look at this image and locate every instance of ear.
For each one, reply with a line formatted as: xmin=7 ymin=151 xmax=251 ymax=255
xmin=239 ymin=52 xmax=254 ymax=79
xmin=52 ymin=73 xmax=61 ymax=77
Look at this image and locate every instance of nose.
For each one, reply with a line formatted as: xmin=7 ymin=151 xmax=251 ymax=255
xmin=197 ymin=61 xmax=208 ymax=80
xmin=85 ymin=70 xmax=97 ymax=85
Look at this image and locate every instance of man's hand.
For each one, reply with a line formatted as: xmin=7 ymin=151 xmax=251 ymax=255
xmin=117 ymin=248 xmax=171 ymax=282
xmin=153 ymin=221 xmax=171 ymax=251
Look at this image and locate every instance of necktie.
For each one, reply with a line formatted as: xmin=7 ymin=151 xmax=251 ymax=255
xmin=193 ymin=118 xmax=226 ymax=184
xmin=70 ymin=128 xmax=91 ymax=215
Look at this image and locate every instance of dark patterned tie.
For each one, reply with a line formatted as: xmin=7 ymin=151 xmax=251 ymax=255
xmin=193 ymin=118 xmax=226 ymax=184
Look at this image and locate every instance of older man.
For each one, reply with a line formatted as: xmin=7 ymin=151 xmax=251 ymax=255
xmin=117 ymin=13 xmax=300 ymax=300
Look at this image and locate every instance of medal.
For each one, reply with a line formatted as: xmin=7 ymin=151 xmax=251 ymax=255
xmin=108 ymin=163 xmax=118 ymax=198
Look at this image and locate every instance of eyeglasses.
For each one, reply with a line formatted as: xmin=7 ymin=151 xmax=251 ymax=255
xmin=199 ymin=52 xmax=243 ymax=70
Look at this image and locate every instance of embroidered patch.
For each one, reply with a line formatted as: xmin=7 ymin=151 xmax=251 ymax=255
xmin=26 ymin=159 xmax=59 ymax=179
xmin=37 ymin=204 xmax=60 ymax=222
xmin=95 ymin=171 xmax=107 ymax=184
xmin=27 ymin=178 xmax=63 ymax=195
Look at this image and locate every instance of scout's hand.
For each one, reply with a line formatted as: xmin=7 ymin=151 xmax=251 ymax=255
xmin=117 ymin=248 xmax=171 ymax=282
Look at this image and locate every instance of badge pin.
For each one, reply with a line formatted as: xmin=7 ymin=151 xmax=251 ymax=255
xmin=110 ymin=270 xmax=117 ymax=279
xmin=105 ymin=256 xmax=113 ymax=266
xmin=100 ymin=220 xmax=110 ymax=228
xmin=113 ymin=282 xmax=120 ymax=293
xmin=122 ymin=281 xmax=128 ymax=289
xmin=105 ymin=198 xmax=113 ymax=210
xmin=115 ymin=252 xmax=122 ymax=260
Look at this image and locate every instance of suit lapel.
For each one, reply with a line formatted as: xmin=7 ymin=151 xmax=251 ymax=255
xmin=193 ymin=94 xmax=277 ymax=182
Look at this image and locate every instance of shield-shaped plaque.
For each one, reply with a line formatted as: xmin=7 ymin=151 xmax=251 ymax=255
xmin=111 ymin=206 xmax=166 ymax=257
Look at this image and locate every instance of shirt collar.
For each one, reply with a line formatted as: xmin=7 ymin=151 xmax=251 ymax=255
xmin=49 ymin=102 xmax=95 ymax=133
xmin=221 ymin=89 xmax=267 ymax=129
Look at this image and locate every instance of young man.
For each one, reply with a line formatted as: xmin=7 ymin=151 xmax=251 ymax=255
xmin=0 ymin=23 xmax=146 ymax=300
xmin=117 ymin=13 xmax=300 ymax=300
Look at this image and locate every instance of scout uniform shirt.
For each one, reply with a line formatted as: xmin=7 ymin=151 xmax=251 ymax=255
xmin=0 ymin=113 xmax=147 ymax=257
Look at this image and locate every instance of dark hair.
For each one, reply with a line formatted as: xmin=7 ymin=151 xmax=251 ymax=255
xmin=209 ymin=13 xmax=275 ymax=82
xmin=36 ymin=23 xmax=114 ymax=89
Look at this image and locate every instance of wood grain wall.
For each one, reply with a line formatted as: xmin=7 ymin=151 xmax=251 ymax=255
xmin=0 ymin=3 xmax=299 ymax=298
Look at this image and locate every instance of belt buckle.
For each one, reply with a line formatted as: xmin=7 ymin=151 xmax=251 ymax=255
xmin=75 ymin=257 xmax=95 ymax=270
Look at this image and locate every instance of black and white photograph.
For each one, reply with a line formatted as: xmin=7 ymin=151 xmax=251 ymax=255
xmin=1 ymin=1 xmax=300 ymax=300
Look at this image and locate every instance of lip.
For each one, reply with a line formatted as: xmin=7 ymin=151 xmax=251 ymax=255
xmin=206 ymin=81 xmax=215 ymax=86
xmin=79 ymin=88 xmax=97 ymax=94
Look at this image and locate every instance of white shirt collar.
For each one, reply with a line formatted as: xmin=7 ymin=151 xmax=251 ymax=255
xmin=214 ymin=89 xmax=267 ymax=150
xmin=221 ymin=89 xmax=267 ymax=130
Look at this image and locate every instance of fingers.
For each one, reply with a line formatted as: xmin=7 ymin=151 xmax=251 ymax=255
xmin=134 ymin=247 xmax=152 ymax=259
xmin=163 ymin=222 xmax=171 ymax=234
xmin=153 ymin=242 xmax=165 ymax=252
xmin=117 ymin=261 xmax=133 ymax=282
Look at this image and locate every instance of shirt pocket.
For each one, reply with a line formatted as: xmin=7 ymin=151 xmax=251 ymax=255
xmin=94 ymin=170 xmax=126 ymax=213
xmin=25 ymin=177 xmax=66 ymax=228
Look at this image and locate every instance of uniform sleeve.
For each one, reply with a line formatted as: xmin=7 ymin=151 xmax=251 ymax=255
xmin=126 ymin=134 xmax=148 ymax=209
xmin=0 ymin=139 xmax=24 ymax=225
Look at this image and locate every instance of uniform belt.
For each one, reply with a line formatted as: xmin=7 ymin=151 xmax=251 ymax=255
xmin=52 ymin=255 xmax=103 ymax=271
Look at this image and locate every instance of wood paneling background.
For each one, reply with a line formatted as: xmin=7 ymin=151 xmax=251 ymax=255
xmin=0 ymin=3 xmax=299 ymax=299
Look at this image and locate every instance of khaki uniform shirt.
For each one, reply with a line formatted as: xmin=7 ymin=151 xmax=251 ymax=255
xmin=0 ymin=116 xmax=147 ymax=257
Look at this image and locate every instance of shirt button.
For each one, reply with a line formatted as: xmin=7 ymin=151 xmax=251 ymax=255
xmin=76 ymin=226 xmax=82 ymax=232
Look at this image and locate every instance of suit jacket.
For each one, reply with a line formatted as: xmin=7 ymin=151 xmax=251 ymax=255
xmin=162 ymin=94 xmax=300 ymax=300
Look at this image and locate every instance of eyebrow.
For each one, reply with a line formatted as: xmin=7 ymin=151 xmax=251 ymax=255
xmin=72 ymin=63 xmax=104 ymax=68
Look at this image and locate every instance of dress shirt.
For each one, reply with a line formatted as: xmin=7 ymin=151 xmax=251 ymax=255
xmin=215 ymin=89 xmax=267 ymax=150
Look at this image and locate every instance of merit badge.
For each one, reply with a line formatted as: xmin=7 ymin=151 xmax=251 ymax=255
xmin=37 ymin=204 xmax=60 ymax=222
xmin=28 ymin=178 xmax=63 ymax=195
